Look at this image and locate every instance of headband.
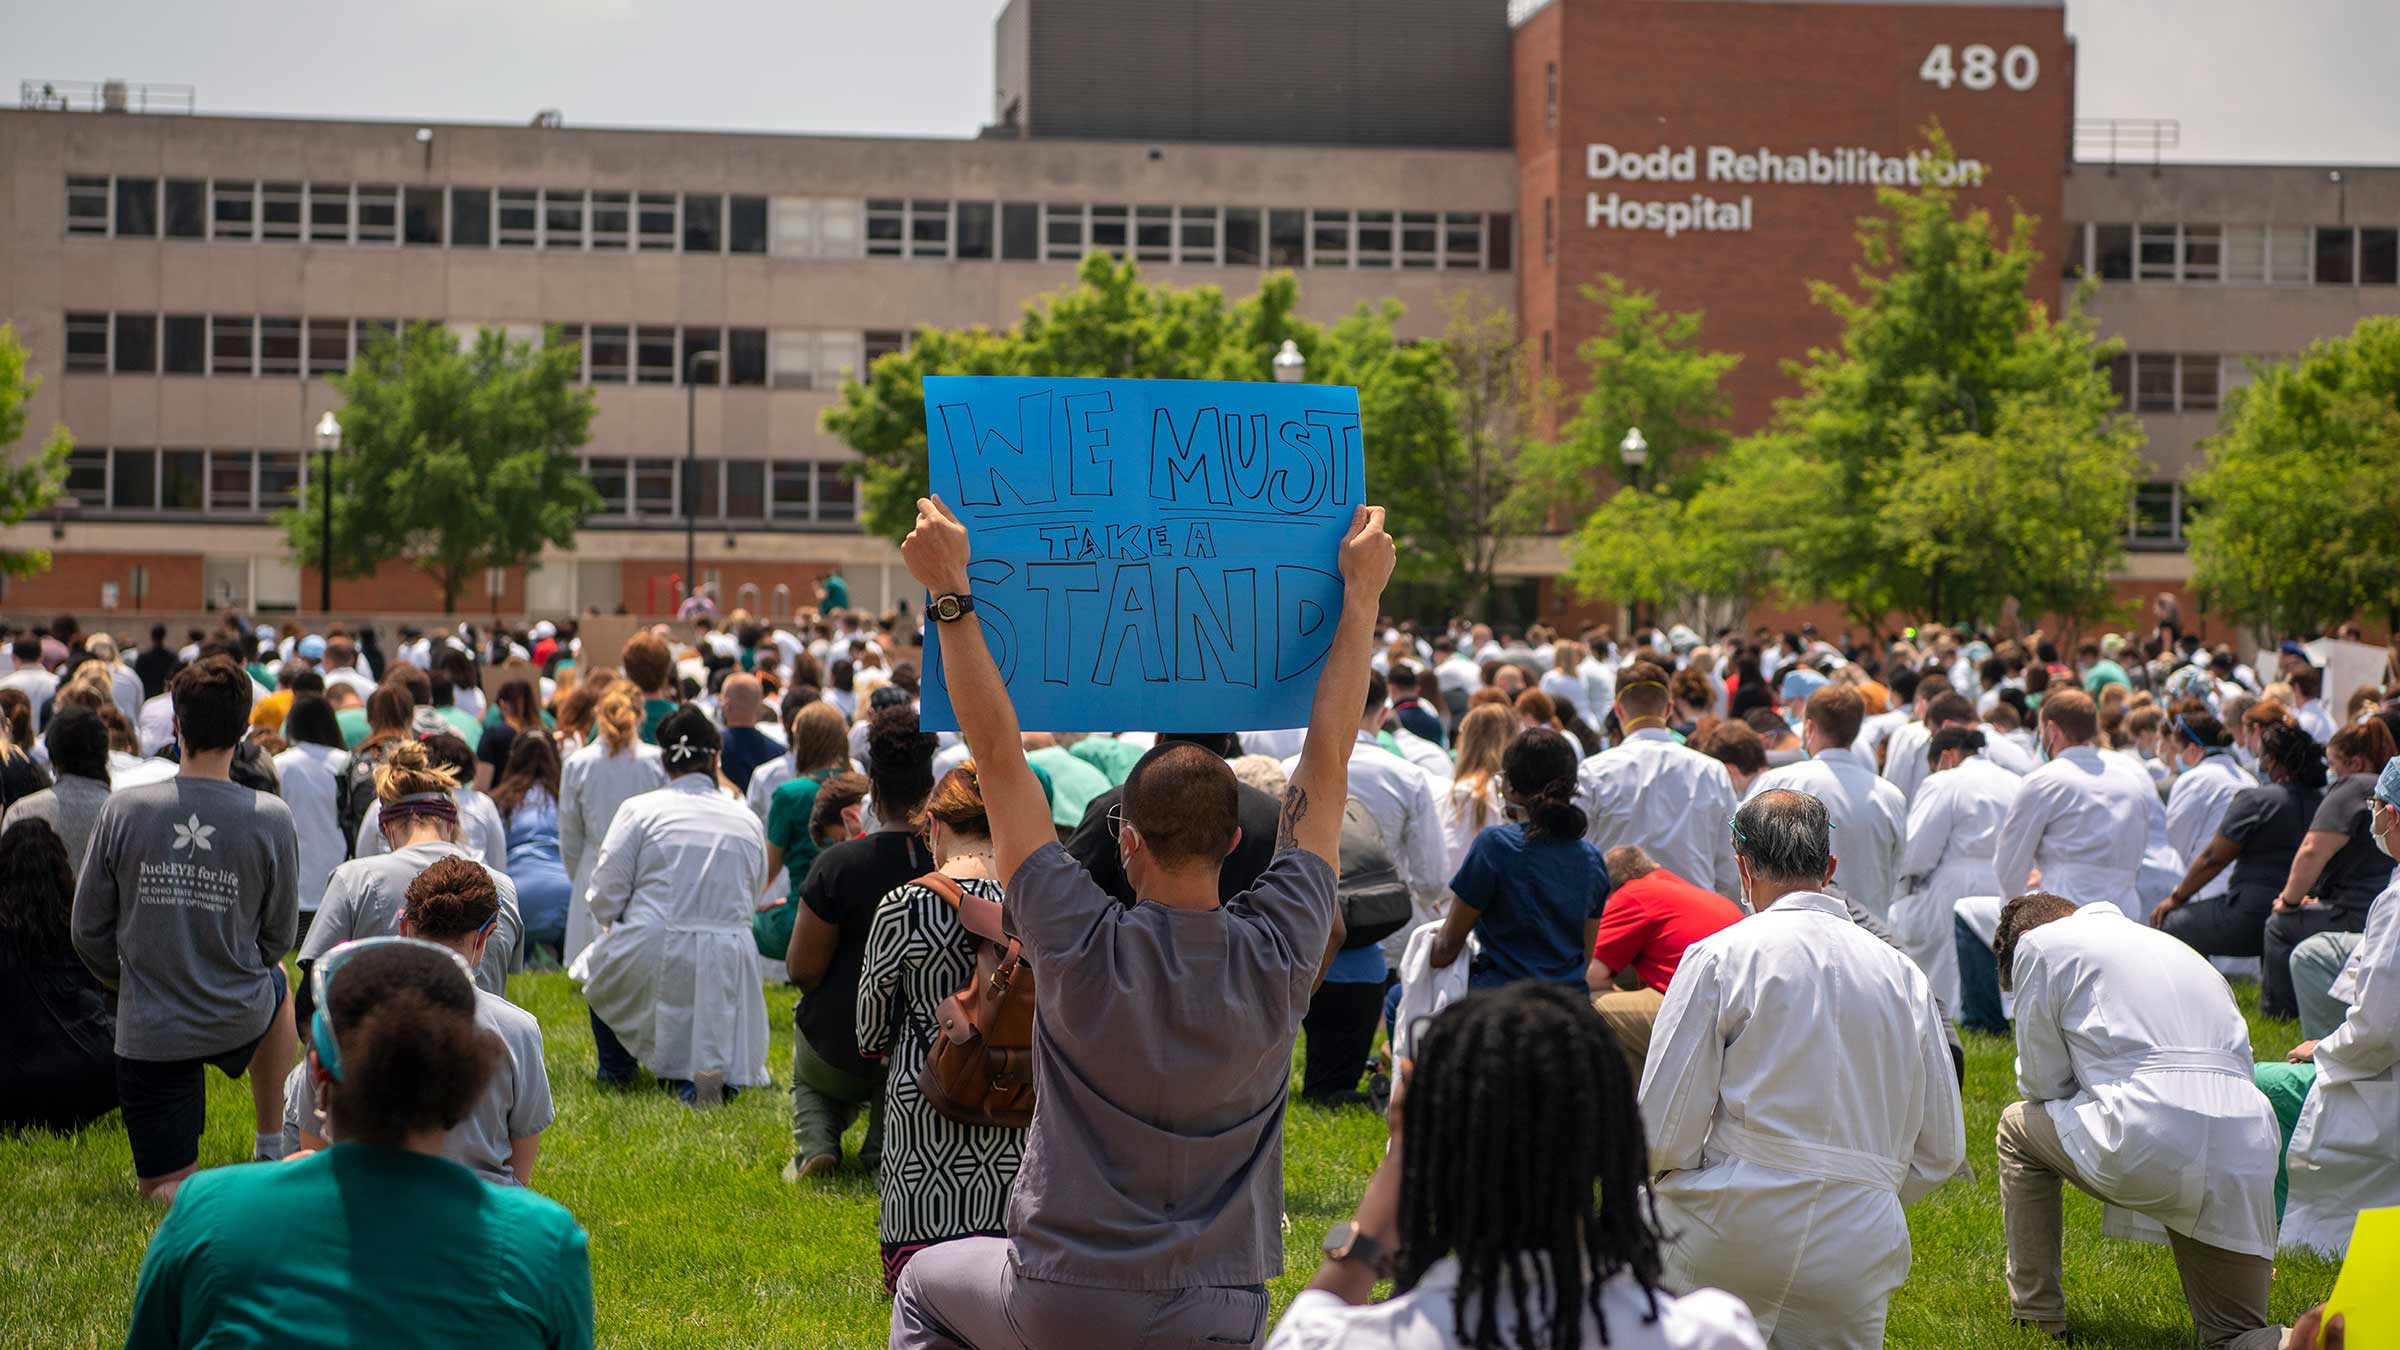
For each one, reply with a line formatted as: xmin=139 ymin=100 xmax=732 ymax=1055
xmin=381 ymin=790 xmax=459 ymax=824
xmin=664 ymin=731 xmax=716 ymax=765
xmin=2175 ymin=713 xmax=2229 ymax=754
xmin=1617 ymin=680 xmax=1669 ymax=695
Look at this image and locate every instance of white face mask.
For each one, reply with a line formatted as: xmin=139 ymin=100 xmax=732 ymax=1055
xmin=2374 ymin=807 xmax=2397 ymax=861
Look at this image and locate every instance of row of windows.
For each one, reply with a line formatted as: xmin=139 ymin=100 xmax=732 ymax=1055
xmin=2100 ymin=351 xmax=2286 ymax=415
xmin=2064 ymin=222 xmax=2400 ymax=286
xmin=57 ymin=445 xmax=863 ymax=529
xmin=62 ymin=312 xmax=906 ymax=388
xmin=62 ymin=447 xmax=302 ymax=516
xmin=580 ymin=456 xmax=856 ymax=526
xmin=62 ymin=176 xmax=1516 ymax=272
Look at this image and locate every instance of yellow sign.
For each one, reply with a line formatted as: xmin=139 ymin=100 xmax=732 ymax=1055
xmin=2322 ymin=1207 xmax=2397 ymax=1347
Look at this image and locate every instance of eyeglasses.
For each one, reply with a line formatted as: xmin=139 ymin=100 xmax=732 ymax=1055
xmin=309 ymin=936 xmax=476 ymax=1082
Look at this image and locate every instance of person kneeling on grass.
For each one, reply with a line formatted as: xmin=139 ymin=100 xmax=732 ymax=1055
xmin=576 ymin=707 xmax=770 ymax=1106
xmin=71 ymin=655 xmax=299 ymax=1203
xmin=1267 ymin=983 xmax=1764 ymax=1350
xmin=127 ymin=937 xmax=592 ymax=1348
xmin=1991 ymin=892 xmax=2284 ymax=1348
xmin=285 ymin=858 xmax=554 ymax=1187
xmin=887 ymin=497 xmax=1382 ymax=1350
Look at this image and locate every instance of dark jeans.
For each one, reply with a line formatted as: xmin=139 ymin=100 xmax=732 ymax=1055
xmin=591 ymin=1009 xmax=737 ymax=1103
xmin=1956 ymin=912 xmax=2010 ymax=1035
xmin=2162 ymin=891 xmax=2272 ymax=960
xmin=1301 ymin=979 xmax=1384 ymax=1105
xmin=2262 ymin=905 xmax=2365 ymax=1020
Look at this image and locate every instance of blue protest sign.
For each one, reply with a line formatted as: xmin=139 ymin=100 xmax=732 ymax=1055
xmin=917 ymin=375 xmax=1365 ymax=734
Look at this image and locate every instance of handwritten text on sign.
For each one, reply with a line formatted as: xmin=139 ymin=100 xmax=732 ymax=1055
xmin=917 ymin=375 xmax=1365 ymax=734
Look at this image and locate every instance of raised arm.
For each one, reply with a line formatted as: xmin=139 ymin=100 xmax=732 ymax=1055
xmin=901 ymin=496 xmax=1053 ymax=885
xmin=1280 ymin=506 xmax=1395 ymax=868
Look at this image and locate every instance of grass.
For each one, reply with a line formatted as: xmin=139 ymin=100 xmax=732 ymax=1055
xmin=2 ymin=974 xmax=2343 ymax=1348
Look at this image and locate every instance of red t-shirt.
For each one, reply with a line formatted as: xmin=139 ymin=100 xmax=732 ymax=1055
xmin=1590 ymin=868 xmax=1746 ymax=993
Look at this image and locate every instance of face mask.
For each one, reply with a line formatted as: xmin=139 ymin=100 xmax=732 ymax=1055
xmin=2375 ymin=808 xmax=2397 ymax=861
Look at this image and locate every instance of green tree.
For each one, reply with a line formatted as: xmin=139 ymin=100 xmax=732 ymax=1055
xmin=1708 ymin=131 xmax=2142 ymax=631
xmin=2188 ymin=319 xmax=2400 ymax=633
xmin=284 ymin=324 xmax=598 ymax=613
xmin=1418 ymin=292 xmax=1540 ymax=617
xmin=0 ymin=323 xmax=74 ymax=578
xmin=1510 ymin=275 xmax=1739 ymax=527
xmin=821 ymin=254 xmax=1468 ymax=594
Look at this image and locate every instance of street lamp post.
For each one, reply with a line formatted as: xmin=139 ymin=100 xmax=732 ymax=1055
xmin=1272 ymin=338 xmax=1306 ymax=384
xmin=314 ymin=411 xmax=342 ymax=613
xmin=1620 ymin=425 xmax=1649 ymax=488
xmin=684 ymin=348 xmax=721 ymax=612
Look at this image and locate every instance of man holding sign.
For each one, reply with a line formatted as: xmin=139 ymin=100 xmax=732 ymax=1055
xmin=888 ymin=485 xmax=1393 ymax=1350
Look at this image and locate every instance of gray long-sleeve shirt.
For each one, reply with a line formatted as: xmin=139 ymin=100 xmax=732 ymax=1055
xmin=70 ymin=777 xmax=299 ymax=1060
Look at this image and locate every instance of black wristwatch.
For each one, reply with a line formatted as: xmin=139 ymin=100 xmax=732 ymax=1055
xmin=1322 ymin=1221 xmax=1391 ymax=1276
xmin=929 ymin=593 xmax=976 ymax=623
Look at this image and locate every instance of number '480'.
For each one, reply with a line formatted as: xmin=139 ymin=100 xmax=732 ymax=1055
xmin=1920 ymin=43 xmax=2039 ymax=91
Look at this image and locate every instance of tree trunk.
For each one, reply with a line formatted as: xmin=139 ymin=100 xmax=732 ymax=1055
xmin=440 ymin=567 xmax=462 ymax=615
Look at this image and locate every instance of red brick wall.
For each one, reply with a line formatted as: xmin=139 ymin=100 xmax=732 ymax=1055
xmin=300 ymin=560 xmax=526 ymax=616
xmin=1517 ymin=0 xmax=2076 ymax=431
xmin=0 ymin=551 xmax=205 ymax=611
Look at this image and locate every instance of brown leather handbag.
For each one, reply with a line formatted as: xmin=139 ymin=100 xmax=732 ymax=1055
xmin=914 ymin=871 xmax=1037 ymax=1129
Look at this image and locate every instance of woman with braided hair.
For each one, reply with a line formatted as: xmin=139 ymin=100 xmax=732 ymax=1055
xmin=1426 ymin=728 xmax=1610 ymax=990
xmin=288 ymin=857 xmax=554 ymax=1186
xmin=1268 ymin=982 xmax=1763 ymax=1350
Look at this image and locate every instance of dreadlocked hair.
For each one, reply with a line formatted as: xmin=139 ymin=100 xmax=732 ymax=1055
xmin=1395 ymin=982 xmax=1664 ymax=1350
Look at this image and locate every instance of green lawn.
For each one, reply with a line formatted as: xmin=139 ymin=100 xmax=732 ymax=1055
xmin=2 ymin=974 xmax=2341 ymax=1348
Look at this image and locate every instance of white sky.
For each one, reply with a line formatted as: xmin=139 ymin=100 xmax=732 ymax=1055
xmin=11 ymin=0 xmax=2398 ymax=163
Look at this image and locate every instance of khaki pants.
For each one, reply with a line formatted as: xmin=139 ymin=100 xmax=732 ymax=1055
xmin=1996 ymin=1100 xmax=2281 ymax=1350
xmin=1593 ymin=987 xmax=1664 ymax=1076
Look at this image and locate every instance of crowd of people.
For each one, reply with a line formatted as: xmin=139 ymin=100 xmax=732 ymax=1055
xmin=0 ymin=558 xmax=2390 ymax=1348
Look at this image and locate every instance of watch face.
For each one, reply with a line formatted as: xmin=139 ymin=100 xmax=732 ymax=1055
xmin=934 ymin=595 xmax=961 ymax=622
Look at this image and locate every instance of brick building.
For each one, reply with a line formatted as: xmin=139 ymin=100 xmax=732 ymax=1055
xmin=3 ymin=0 xmax=2396 ymax=635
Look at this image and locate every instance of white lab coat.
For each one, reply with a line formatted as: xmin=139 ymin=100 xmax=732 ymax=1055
xmin=1852 ymin=708 xmax=1910 ymax=763
xmin=1576 ymin=729 xmax=1742 ymax=901
xmin=2284 ymin=878 xmax=2400 ymax=1255
xmin=272 ymin=743 xmax=351 ymax=913
xmin=2107 ymin=749 xmax=2187 ymax=912
xmin=1391 ymin=726 xmax=1453 ymax=783
xmin=1995 ymin=747 xmax=2156 ymax=919
xmin=2162 ymin=755 xmax=2256 ymax=903
xmin=1437 ymin=777 xmax=1504 ymax=879
xmin=1882 ymin=720 xmax=1934 ymax=806
xmin=1981 ymin=735 xmax=2039 ymax=776
xmin=571 ymin=774 xmax=770 ymax=1085
xmin=1747 ymin=748 xmax=1908 ymax=923
xmin=1389 ymin=921 xmax=1475 ymax=1063
xmin=2009 ymin=905 xmax=2280 ymax=1259
xmin=558 ymin=738 xmax=666 ymax=965
xmin=1641 ymin=891 xmax=1965 ymax=1350
xmin=1895 ymin=753 xmax=2024 ymax=1010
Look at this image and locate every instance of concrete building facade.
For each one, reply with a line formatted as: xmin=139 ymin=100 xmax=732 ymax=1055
xmin=5 ymin=0 xmax=2398 ymax=633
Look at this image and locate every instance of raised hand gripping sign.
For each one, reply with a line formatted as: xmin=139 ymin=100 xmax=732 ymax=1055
xmin=917 ymin=375 xmax=1365 ymax=734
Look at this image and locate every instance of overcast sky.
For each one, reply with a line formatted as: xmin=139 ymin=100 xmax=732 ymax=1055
xmin=13 ymin=0 xmax=2397 ymax=163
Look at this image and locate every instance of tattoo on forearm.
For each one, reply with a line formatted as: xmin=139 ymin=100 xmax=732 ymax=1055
xmin=1278 ymin=785 xmax=1309 ymax=852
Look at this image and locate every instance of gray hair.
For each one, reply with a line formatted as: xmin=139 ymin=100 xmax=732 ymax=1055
xmin=1731 ymin=789 xmax=1833 ymax=884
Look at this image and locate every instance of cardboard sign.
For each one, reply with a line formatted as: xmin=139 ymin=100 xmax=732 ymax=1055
xmin=916 ymin=375 xmax=1365 ymax=734
xmin=573 ymin=615 xmax=650 ymax=675
xmin=480 ymin=657 xmax=539 ymax=707
xmin=2320 ymin=1206 xmax=2395 ymax=1346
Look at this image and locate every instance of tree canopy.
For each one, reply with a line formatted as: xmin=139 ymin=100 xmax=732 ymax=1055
xmin=1580 ymin=132 xmax=2143 ymax=632
xmin=821 ymin=254 xmax=1487 ymax=608
xmin=284 ymin=323 xmax=598 ymax=613
xmin=0 ymin=323 xmax=73 ymax=579
xmin=2188 ymin=317 xmax=2400 ymax=634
